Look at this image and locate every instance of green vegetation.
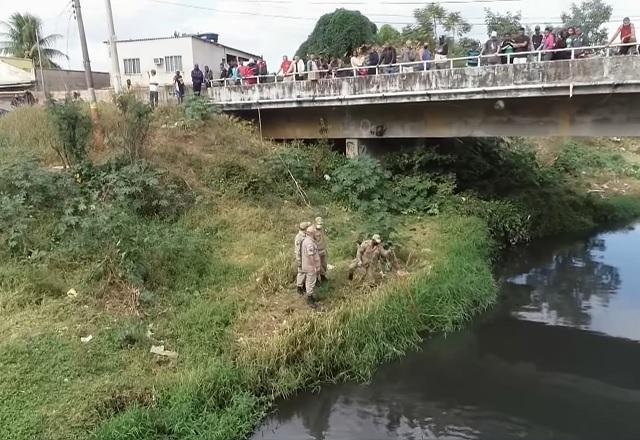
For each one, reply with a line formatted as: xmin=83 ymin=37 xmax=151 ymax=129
xmin=1 ymin=100 xmax=640 ymax=440
xmin=296 ymin=8 xmax=378 ymax=58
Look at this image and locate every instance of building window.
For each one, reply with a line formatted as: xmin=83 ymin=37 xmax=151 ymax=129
xmin=165 ymin=55 xmax=183 ymax=73
xmin=123 ymin=58 xmax=141 ymax=74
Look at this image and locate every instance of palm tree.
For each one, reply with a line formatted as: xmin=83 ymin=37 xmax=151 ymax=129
xmin=0 ymin=12 xmax=67 ymax=69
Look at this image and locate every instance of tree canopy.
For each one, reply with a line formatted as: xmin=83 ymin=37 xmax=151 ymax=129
xmin=296 ymin=9 xmax=377 ymax=59
xmin=0 ymin=12 xmax=67 ymax=68
xmin=375 ymin=24 xmax=402 ymax=46
xmin=561 ymin=0 xmax=613 ymax=45
xmin=403 ymin=3 xmax=471 ymax=47
xmin=484 ymin=9 xmax=523 ymax=37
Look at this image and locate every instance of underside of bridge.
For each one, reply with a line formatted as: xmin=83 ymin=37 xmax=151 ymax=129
xmin=238 ymin=94 xmax=640 ymax=141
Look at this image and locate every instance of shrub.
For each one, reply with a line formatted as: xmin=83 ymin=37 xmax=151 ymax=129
xmin=455 ymin=197 xmax=532 ymax=246
xmin=390 ymin=175 xmax=455 ymax=215
xmin=91 ymin=160 xmax=194 ymax=219
xmin=112 ymin=94 xmax=153 ymax=162
xmin=184 ymin=95 xmax=216 ymax=121
xmin=47 ymin=100 xmax=92 ymax=167
xmin=330 ymin=156 xmax=390 ymax=210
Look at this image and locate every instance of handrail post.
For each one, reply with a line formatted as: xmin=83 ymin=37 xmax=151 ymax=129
xmin=449 ymin=59 xmax=454 ymax=69
xmin=571 ymin=48 xmax=575 ymax=60
xmin=538 ymin=51 xmax=542 ymax=62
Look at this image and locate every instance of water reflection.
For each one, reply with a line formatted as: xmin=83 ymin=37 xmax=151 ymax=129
xmin=252 ymin=225 xmax=640 ymax=440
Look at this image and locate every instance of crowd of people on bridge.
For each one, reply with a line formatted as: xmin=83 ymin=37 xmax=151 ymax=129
xmin=215 ymin=16 xmax=636 ymax=86
xmin=160 ymin=17 xmax=637 ymax=101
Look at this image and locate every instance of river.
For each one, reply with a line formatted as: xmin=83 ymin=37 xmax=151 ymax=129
xmin=252 ymin=224 xmax=640 ymax=440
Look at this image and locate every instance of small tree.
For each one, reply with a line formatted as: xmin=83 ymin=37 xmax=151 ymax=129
xmin=47 ymin=100 xmax=92 ymax=168
xmin=484 ymin=9 xmax=523 ymax=37
xmin=561 ymin=0 xmax=613 ymax=45
xmin=403 ymin=3 xmax=471 ymax=47
xmin=113 ymin=94 xmax=153 ymax=162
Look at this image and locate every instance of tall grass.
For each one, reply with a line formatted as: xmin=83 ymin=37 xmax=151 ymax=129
xmin=0 ymin=106 xmax=61 ymax=164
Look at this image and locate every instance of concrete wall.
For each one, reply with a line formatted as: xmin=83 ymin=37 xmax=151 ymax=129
xmin=38 ymin=69 xmax=110 ymax=92
xmin=210 ymin=57 xmax=640 ymax=110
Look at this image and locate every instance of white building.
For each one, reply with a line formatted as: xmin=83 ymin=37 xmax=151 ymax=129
xmin=113 ymin=33 xmax=260 ymax=87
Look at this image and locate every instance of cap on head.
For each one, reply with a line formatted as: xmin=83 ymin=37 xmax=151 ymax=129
xmin=535 ymin=25 xmax=541 ymax=30
xmin=315 ymin=217 xmax=323 ymax=228
xmin=372 ymin=234 xmax=382 ymax=244
xmin=299 ymin=221 xmax=312 ymax=231
xmin=490 ymin=31 xmax=498 ymax=38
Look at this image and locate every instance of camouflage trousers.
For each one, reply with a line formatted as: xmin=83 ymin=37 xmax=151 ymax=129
xmin=296 ymin=271 xmax=318 ymax=297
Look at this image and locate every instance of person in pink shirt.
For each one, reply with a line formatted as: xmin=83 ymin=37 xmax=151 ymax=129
xmin=542 ymin=26 xmax=556 ymax=61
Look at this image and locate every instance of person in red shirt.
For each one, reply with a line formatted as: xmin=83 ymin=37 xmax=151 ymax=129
xmin=277 ymin=55 xmax=292 ymax=80
xmin=609 ymin=17 xmax=637 ymax=55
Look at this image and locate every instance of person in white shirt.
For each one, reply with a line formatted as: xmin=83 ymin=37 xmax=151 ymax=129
xmin=148 ymin=69 xmax=159 ymax=108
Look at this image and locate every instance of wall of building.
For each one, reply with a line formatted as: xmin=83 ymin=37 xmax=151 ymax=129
xmin=38 ymin=69 xmax=110 ymax=91
xmin=115 ymin=37 xmax=260 ymax=88
xmin=116 ymin=37 xmax=195 ymax=87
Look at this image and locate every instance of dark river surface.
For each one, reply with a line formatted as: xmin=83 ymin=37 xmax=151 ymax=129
xmin=252 ymin=224 xmax=640 ymax=440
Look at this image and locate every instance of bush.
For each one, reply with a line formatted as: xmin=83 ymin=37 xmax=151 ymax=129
xmin=554 ymin=142 xmax=640 ymax=178
xmin=47 ymin=100 xmax=92 ymax=167
xmin=331 ymin=156 xmax=389 ymax=210
xmin=89 ymin=160 xmax=194 ymax=219
xmin=184 ymin=95 xmax=216 ymax=121
xmin=112 ymin=94 xmax=153 ymax=162
xmin=454 ymin=197 xmax=531 ymax=246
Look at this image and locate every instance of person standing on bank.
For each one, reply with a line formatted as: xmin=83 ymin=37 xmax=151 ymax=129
xmin=300 ymin=225 xmax=321 ymax=308
xmin=191 ymin=64 xmax=204 ymax=96
xmin=295 ymin=221 xmax=312 ymax=295
xmin=148 ymin=69 xmax=159 ymax=108
xmin=314 ymin=217 xmax=328 ymax=282
xmin=173 ymin=71 xmax=185 ymax=103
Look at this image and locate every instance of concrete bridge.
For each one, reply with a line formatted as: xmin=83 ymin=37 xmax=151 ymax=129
xmin=210 ymin=56 xmax=640 ymax=142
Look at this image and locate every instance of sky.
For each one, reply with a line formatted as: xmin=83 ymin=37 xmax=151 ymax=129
xmin=1 ymin=0 xmax=637 ymax=73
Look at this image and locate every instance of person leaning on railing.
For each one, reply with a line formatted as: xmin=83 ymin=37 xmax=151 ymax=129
xmin=609 ymin=17 xmax=637 ymax=56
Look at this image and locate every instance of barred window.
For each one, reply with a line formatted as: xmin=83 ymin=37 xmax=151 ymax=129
xmin=123 ymin=58 xmax=140 ymax=74
xmin=164 ymin=55 xmax=183 ymax=73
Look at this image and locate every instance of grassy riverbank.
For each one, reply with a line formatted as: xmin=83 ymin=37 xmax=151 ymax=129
xmin=1 ymin=103 xmax=640 ymax=439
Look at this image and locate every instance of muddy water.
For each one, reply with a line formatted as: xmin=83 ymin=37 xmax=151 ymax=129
xmin=252 ymin=224 xmax=640 ymax=440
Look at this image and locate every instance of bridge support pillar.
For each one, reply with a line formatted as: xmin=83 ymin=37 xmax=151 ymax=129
xmin=346 ymin=139 xmax=369 ymax=158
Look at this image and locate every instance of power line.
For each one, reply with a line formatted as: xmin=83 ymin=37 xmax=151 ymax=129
xmin=144 ymin=0 xmax=635 ymax=28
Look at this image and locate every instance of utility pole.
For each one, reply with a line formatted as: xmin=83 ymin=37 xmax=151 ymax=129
xmin=104 ymin=0 xmax=122 ymax=94
xmin=72 ymin=0 xmax=103 ymax=147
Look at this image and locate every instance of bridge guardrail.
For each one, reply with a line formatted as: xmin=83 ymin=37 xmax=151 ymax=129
xmin=211 ymin=42 xmax=639 ymax=88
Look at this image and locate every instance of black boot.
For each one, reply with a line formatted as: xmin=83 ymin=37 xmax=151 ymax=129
xmin=297 ymin=286 xmax=305 ymax=296
xmin=306 ymin=295 xmax=318 ymax=309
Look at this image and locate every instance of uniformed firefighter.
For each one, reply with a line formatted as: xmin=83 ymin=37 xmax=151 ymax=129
xmin=314 ymin=217 xmax=328 ymax=281
xmin=295 ymin=221 xmax=312 ymax=294
xmin=348 ymin=234 xmax=393 ymax=281
xmin=299 ymin=225 xmax=321 ymax=307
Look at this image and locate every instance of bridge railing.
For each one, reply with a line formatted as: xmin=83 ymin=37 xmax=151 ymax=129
xmin=211 ymin=42 xmax=639 ymax=88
